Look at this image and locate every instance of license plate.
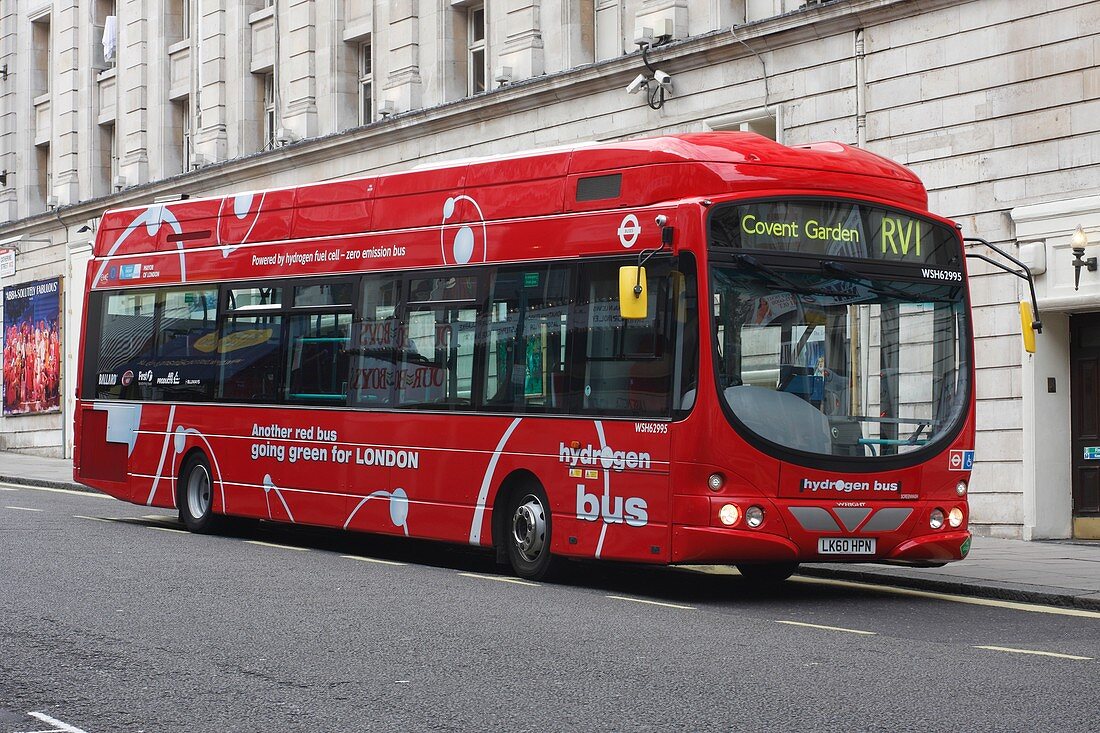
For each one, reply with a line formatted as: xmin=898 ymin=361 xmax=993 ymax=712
xmin=818 ymin=537 xmax=876 ymax=555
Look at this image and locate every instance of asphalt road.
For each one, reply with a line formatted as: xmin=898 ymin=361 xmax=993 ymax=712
xmin=1 ymin=480 xmax=1098 ymax=733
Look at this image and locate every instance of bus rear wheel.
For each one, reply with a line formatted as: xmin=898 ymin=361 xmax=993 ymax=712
xmin=505 ymin=486 xmax=557 ymax=581
xmin=179 ymin=453 xmax=218 ymax=533
xmin=736 ymin=562 xmax=799 ymax=584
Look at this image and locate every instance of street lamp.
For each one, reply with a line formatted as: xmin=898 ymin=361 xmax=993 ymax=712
xmin=1071 ymin=225 xmax=1095 ymax=291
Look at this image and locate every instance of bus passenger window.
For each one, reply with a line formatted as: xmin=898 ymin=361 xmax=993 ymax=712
xmin=573 ymin=262 xmax=673 ymax=417
xmin=350 ymin=275 xmax=400 ymax=407
xmin=94 ymin=290 xmax=157 ymax=400
xmin=286 ymin=313 xmax=353 ymax=403
xmin=481 ymin=266 xmax=570 ymax=413
xmin=397 ymin=307 xmax=476 ymax=408
xmin=218 ymin=314 xmax=283 ymax=402
xmin=154 ymin=287 xmax=218 ymax=402
xmin=395 ymin=275 xmax=478 ymax=410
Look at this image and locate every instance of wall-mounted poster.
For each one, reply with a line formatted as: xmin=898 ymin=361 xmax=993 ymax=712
xmin=3 ymin=277 xmax=63 ymax=416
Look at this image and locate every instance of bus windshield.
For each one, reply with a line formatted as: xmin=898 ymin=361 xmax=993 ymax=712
xmin=710 ymin=255 xmax=970 ymax=460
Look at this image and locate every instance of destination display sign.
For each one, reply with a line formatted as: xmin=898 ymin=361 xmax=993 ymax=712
xmin=709 ymin=199 xmax=960 ymax=268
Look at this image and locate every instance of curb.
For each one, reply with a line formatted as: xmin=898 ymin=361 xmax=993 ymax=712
xmin=0 ymin=474 xmax=101 ymax=495
xmin=797 ymin=565 xmax=1100 ymax=613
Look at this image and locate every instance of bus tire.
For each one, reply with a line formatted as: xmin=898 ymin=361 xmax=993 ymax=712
xmin=736 ymin=562 xmax=799 ymax=584
xmin=505 ymin=485 xmax=557 ymax=581
xmin=178 ymin=453 xmax=218 ymax=533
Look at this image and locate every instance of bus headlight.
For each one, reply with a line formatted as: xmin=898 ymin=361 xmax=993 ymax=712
xmin=719 ymin=503 xmax=741 ymax=526
xmin=929 ymin=508 xmax=945 ymax=530
xmin=708 ymin=473 xmax=725 ymax=492
xmin=746 ymin=506 xmax=764 ymax=528
xmin=956 ymin=481 xmax=967 ymax=497
xmin=948 ymin=507 xmax=964 ymax=528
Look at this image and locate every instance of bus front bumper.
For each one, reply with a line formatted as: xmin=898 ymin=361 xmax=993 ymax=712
xmin=670 ymin=525 xmax=971 ymax=567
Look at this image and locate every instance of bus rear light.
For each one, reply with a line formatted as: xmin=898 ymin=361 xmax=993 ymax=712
xmin=746 ymin=505 xmax=764 ymax=528
xmin=718 ymin=503 xmax=740 ymax=526
xmin=948 ymin=507 xmax=964 ymax=528
xmin=707 ymin=473 xmax=724 ymax=492
xmin=955 ymin=480 xmax=967 ymax=497
xmin=929 ymin=508 xmax=945 ymax=530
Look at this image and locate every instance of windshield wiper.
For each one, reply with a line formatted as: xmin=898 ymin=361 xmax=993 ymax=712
xmin=732 ymin=254 xmax=835 ymax=296
xmin=821 ymin=260 xmax=917 ymax=300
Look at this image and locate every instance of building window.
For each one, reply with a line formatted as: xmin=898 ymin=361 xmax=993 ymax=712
xmin=110 ymin=124 xmax=119 ymax=185
xmin=358 ymin=42 xmax=372 ymax=124
xmin=31 ymin=13 xmax=51 ymax=96
xmin=36 ymin=145 xmax=51 ymax=209
xmin=173 ymin=97 xmax=192 ymax=172
xmin=96 ymin=122 xmax=117 ymax=197
xmin=263 ymin=73 xmax=276 ymax=149
xmin=467 ymin=4 xmax=486 ymax=96
xmin=95 ymin=1 xmax=117 ymax=68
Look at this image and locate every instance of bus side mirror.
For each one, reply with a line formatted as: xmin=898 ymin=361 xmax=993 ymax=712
xmin=1020 ymin=301 xmax=1037 ymax=354
xmin=619 ymin=266 xmax=648 ymax=319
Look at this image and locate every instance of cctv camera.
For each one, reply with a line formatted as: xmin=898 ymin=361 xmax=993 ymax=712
xmin=654 ymin=70 xmax=673 ymax=91
xmin=627 ymin=73 xmax=649 ymax=95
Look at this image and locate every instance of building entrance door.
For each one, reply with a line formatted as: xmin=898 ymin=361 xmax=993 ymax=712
xmin=1070 ymin=314 xmax=1100 ymax=538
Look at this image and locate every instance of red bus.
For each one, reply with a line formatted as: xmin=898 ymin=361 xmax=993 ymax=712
xmin=75 ymin=132 xmax=977 ymax=581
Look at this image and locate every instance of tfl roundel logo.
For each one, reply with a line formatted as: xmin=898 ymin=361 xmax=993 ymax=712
xmin=949 ymin=450 xmax=975 ymax=471
xmin=618 ymin=214 xmax=641 ymax=248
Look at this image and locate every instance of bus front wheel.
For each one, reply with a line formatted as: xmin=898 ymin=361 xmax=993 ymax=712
xmin=736 ymin=562 xmax=799 ymax=584
xmin=178 ymin=453 xmax=218 ymax=533
xmin=506 ymin=486 xmax=557 ymax=581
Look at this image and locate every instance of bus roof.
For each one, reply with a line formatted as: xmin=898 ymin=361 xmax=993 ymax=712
xmin=93 ymin=132 xmax=927 ymax=260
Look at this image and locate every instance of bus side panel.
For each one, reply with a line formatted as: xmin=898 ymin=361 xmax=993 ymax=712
xmin=73 ymin=401 xmax=131 ymax=500
xmin=488 ymin=417 xmax=672 ymax=563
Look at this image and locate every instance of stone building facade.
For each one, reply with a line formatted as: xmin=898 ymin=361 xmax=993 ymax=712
xmin=1 ymin=0 xmax=1098 ymax=539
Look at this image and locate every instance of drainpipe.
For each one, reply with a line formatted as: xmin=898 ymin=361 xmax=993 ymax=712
xmin=855 ymin=28 xmax=866 ymax=148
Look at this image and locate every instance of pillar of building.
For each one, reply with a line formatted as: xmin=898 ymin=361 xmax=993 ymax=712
xmin=52 ymin=1 xmax=80 ymax=206
xmin=282 ymin=0 xmax=319 ymax=140
xmin=384 ymin=0 xmax=422 ymax=114
xmin=0 ymin=4 xmax=17 ymax=221
xmin=497 ymin=0 xmax=544 ymax=83
xmin=118 ymin=0 xmax=149 ymax=185
xmin=194 ymin=2 xmax=228 ymax=164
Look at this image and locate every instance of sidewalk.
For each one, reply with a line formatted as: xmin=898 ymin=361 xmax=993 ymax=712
xmin=0 ymin=449 xmax=87 ymax=492
xmin=2 ymin=450 xmax=1098 ymax=609
xmin=801 ymin=536 xmax=1100 ymax=611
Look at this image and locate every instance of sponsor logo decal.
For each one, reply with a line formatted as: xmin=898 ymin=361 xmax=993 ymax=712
xmin=138 ymin=370 xmax=154 ymax=383
xmin=119 ymin=264 xmax=141 ymax=280
xmin=949 ymin=449 xmax=975 ymax=471
xmin=155 ymin=371 xmax=181 ymax=386
xmin=121 ymin=370 xmax=134 ymax=386
xmin=800 ymin=478 xmax=900 ymax=494
xmin=97 ymin=373 xmax=118 ymax=386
